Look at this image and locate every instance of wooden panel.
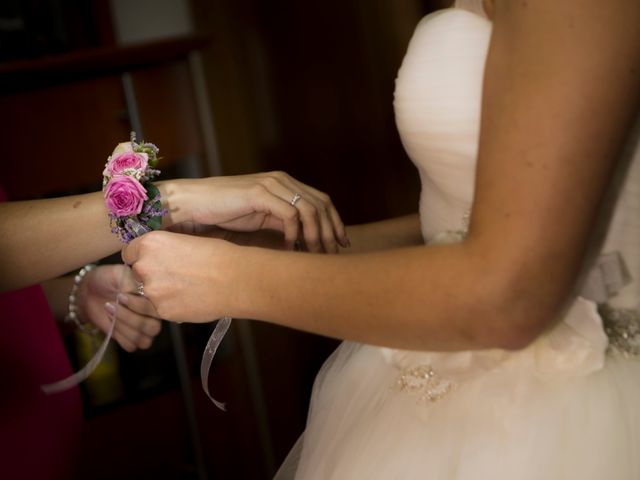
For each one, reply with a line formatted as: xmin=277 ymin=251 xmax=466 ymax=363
xmin=132 ymin=60 xmax=205 ymax=169
xmin=0 ymin=76 xmax=130 ymax=199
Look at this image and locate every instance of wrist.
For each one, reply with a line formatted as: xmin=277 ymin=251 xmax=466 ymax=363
xmin=103 ymin=134 xmax=167 ymax=243
xmin=224 ymin=245 xmax=285 ymax=321
xmin=157 ymin=179 xmax=190 ymax=227
xmin=209 ymin=241 xmax=262 ymax=320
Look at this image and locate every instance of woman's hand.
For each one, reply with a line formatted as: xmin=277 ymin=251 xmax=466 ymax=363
xmin=161 ymin=171 xmax=348 ymax=253
xmin=77 ymin=265 xmax=162 ymax=352
xmin=121 ymin=231 xmax=238 ymax=323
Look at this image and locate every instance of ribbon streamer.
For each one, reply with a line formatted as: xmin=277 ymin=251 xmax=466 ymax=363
xmin=41 ymin=267 xmax=128 ymax=394
xmin=200 ymin=316 xmax=232 ymax=410
xmin=43 ymin=266 xmax=233 ymax=411
xmin=580 ymin=251 xmax=631 ymax=303
xmin=42 ymin=313 xmax=116 ymax=393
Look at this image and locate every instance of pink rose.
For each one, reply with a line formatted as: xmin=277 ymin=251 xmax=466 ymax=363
xmin=103 ymin=151 xmax=149 ymax=177
xmin=104 ymin=175 xmax=148 ymax=217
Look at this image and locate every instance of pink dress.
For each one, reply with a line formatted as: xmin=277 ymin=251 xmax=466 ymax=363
xmin=0 ymin=186 xmax=83 ymax=480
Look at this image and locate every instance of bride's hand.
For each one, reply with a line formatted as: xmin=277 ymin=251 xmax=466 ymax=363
xmin=160 ymin=171 xmax=348 ymax=253
xmin=77 ymin=265 xmax=162 ymax=351
xmin=121 ymin=231 xmax=239 ymax=322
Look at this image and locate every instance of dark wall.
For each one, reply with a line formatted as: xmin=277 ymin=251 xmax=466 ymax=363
xmin=189 ymin=1 xmax=443 ymax=477
xmin=190 ymin=0 xmax=449 ymax=224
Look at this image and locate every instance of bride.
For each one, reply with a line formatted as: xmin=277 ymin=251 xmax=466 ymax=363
xmin=123 ymin=0 xmax=640 ymax=478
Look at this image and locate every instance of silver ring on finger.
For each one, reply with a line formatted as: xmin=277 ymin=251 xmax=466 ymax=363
xmin=137 ymin=282 xmax=145 ymax=296
xmin=290 ymin=192 xmax=302 ymax=206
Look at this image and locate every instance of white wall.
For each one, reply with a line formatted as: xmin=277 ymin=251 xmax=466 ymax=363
xmin=109 ymin=0 xmax=194 ymax=45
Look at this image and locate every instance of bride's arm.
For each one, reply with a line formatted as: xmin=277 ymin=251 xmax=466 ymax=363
xmin=123 ymin=0 xmax=640 ymax=350
xmin=341 ymin=214 xmax=423 ymax=254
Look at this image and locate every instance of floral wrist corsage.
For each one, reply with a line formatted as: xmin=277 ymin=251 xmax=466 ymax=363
xmin=103 ymin=133 xmax=167 ymax=243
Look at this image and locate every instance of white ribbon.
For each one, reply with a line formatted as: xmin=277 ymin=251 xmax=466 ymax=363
xmin=580 ymin=251 xmax=631 ymax=303
xmin=42 ymin=313 xmax=116 ymax=394
xmin=41 ymin=267 xmax=127 ymax=394
xmin=42 ymin=266 xmax=233 ymax=412
xmin=200 ymin=316 xmax=232 ymax=410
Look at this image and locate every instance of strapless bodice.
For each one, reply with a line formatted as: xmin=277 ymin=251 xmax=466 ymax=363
xmin=394 ymin=8 xmax=490 ymax=241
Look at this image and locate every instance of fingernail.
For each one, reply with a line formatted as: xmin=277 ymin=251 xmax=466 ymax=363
xmin=340 ymin=236 xmax=351 ymax=248
xmin=105 ymin=302 xmax=116 ymax=314
xmin=117 ymin=293 xmax=129 ymax=305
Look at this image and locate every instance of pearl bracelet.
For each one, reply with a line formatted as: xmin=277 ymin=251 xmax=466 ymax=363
xmin=65 ymin=264 xmax=97 ymax=333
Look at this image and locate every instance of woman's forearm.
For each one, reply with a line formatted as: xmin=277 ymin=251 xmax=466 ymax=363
xmin=341 ymin=214 xmax=423 ymax=254
xmin=0 ymin=181 xmax=185 ymax=292
xmin=0 ymin=192 xmax=120 ymax=291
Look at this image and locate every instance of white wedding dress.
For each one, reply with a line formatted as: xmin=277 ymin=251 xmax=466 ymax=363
xmin=276 ymin=1 xmax=640 ymax=478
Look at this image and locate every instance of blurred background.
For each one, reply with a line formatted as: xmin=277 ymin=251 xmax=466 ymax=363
xmin=0 ymin=0 xmax=447 ymax=478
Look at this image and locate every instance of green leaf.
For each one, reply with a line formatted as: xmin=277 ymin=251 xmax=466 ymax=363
xmin=147 ymin=215 xmax=162 ymax=231
xmin=146 ymin=182 xmax=160 ymax=198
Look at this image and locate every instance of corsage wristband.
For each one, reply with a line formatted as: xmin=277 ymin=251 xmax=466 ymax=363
xmin=103 ymin=132 xmax=167 ymax=243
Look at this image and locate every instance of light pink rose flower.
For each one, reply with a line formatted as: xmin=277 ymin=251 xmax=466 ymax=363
xmin=111 ymin=142 xmax=133 ymax=156
xmin=104 ymin=175 xmax=148 ymax=217
xmin=103 ymin=151 xmax=149 ymax=177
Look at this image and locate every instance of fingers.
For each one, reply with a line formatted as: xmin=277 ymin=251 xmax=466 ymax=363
xmin=117 ymin=292 xmax=161 ymax=322
xmin=121 ymin=237 xmax=141 ymax=266
xmin=288 ymin=180 xmax=348 ymax=250
xmin=248 ymin=185 xmax=300 ymax=249
xmin=105 ymin=299 xmax=161 ymax=352
xmin=255 ymin=172 xmax=348 ymax=253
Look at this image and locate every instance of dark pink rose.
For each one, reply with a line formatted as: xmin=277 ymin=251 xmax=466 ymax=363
xmin=104 ymin=175 xmax=148 ymax=217
xmin=103 ymin=151 xmax=149 ymax=177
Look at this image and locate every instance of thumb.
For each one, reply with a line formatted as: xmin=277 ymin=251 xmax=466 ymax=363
xmin=121 ymin=237 xmax=142 ymax=266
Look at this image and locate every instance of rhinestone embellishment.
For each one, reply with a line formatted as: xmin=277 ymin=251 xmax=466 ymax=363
xmin=396 ymin=365 xmax=456 ymax=402
xmin=599 ymin=304 xmax=640 ymax=357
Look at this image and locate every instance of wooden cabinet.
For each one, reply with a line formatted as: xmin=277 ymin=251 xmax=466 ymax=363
xmin=0 ymin=36 xmax=210 ymax=200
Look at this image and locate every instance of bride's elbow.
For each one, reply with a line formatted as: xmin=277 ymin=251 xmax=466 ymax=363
xmin=485 ymin=320 xmax=543 ymax=351
xmin=470 ymin=273 xmax=568 ymax=352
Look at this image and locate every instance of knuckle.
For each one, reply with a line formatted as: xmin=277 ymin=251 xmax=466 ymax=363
xmin=304 ymin=207 xmax=319 ymax=221
xmin=250 ymin=184 xmax=268 ymax=197
xmin=285 ymin=207 xmax=299 ymax=221
xmin=131 ymin=262 xmax=146 ymax=280
xmin=156 ymin=303 xmax=171 ymax=321
xmin=318 ymin=191 xmax=331 ymax=203
xmin=147 ymin=320 xmax=162 ymax=336
xmin=261 ymin=176 xmax=278 ymax=188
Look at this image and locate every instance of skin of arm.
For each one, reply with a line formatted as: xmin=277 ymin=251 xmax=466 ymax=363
xmin=0 ymin=182 xmax=190 ymax=292
xmin=124 ymin=0 xmax=640 ymax=351
xmin=214 ymin=213 xmax=423 ymax=252
xmin=340 ymin=214 xmax=424 ymax=254
xmin=0 ymin=172 xmax=346 ymax=292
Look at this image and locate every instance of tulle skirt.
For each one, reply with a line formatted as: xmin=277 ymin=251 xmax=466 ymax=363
xmin=275 ymin=298 xmax=640 ymax=479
